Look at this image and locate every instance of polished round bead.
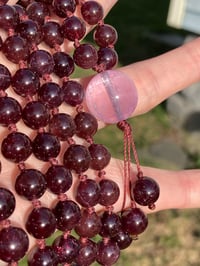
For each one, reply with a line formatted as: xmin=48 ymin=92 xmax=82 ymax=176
xmin=0 ymin=64 xmax=11 ymax=91
xmin=61 ymin=15 xmax=86 ymax=41
xmin=28 ymin=246 xmax=58 ymax=266
xmin=52 ymin=199 xmax=81 ymax=231
xmin=75 ymin=239 xmax=97 ymax=266
xmin=12 ymin=68 xmax=40 ymax=97
xmin=49 ymin=113 xmax=76 ymax=140
xmin=26 ymin=207 xmax=56 ymax=239
xmin=111 ymin=230 xmax=133 ymax=250
xmin=88 ymin=143 xmax=111 ymax=170
xmin=0 ymin=96 xmax=22 ymax=126
xmin=62 ymin=80 xmax=84 ymax=106
xmin=100 ymin=211 xmax=122 ymax=237
xmin=0 ymin=226 xmax=29 ymax=263
xmin=22 ymin=101 xmax=50 ymax=130
xmin=53 ymin=234 xmax=80 ymax=264
xmin=0 ymin=187 xmax=15 ymax=221
xmin=131 ymin=176 xmax=160 ymax=207
xmin=13 ymin=4 xmax=27 ymax=18
xmin=16 ymin=19 xmax=42 ymax=44
xmin=0 ymin=4 xmax=19 ymax=30
xmin=45 ymin=165 xmax=72 ymax=194
xmin=75 ymin=209 xmax=102 ymax=238
xmin=85 ymin=70 xmax=138 ymax=123
xmin=94 ymin=24 xmax=118 ymax=47
xmin=52 ymin=0 xmax=76 ymax=18
xmin=28 ymin=50 xmax=55 ymax=77
xmin=81 ymin=0 xmax=103 ymax=25
xmin=73 ymin=43 xmax=98 ymax=69
xmin=53 ymin=51 xmax=74 ymax=78
xmin=26 ymin=2 xmax=50 ymax=25
xmin=38 ymin=82 xmax=63 ymax=109
xmin=32 ymin=132 xmax=60 ymax=161
xmin=1 ymin=132 xmax=32 ymax=163
xmin=2 ymin=35 xmax=29 ymax=64
xmin=98 ymin=179 xmax=120 ymax=206
xmin=15 ymin=169 xmax=47 ymax=200
xmin=63 ymin=144 xmax=91 ymax=173
xmin=96 ymin=239 xmax=120 ymax=266
xmin=75 ymin=178 xmax=100 ymax=207
xmin=121 ymin=208 xmax=148 ymax=235
xmin=97 ymin=47 xmax=118 ymax=70
xmin=42 ymin=21 xmax=64 ymax=48
xmin=74 ymin=112 xmax=98 ymax=139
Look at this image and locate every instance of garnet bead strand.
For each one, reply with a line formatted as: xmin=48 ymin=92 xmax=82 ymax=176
xmin=81 ymin=0 xmax=104 ymax=25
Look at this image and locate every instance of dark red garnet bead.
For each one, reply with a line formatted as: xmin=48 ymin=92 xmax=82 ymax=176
xmin=42 ymin=21 xmax=64 ymax=48
xmin=121 ymin=208 xmax=148 ymax=236
xmin=0 ymin=187 xmax=15 ymax=221
xmin=28 ymin=246 xmax=58 ymax=266
xmin=28 ymin=50 xmax=55 ymax=77
xmin=38 ymin=82 xmax=63 ymax=109
xmin=94 ymin=24 xmax=118 ymax=47
xmin=74 ymin=112 xmax=98 ymax=139
xmin=89 ymin=143 xmax=111 ymax=170
xmin=12 ymin=68 xmax=40 ymax=97
xmin=96 ymin=239 xmax=120 ymax=266
xmin=73 ymin=43 xmax=98 ymax=69
xmin=49 ymin=113 xmax=76 ymax=141
xmin=26 ymin=1 xmax=50 ymax=25
xmin=15 ymin=169 xmax=47 ymax=201
xmin=99 ymin=179 xmax=120 ymax=206
xmin=0 ymin=96 xmax=22 ymax=126
xmin=53 ymin=51 xmax=74 ymax=78
xmin=132 ymin=176 xmax=160 ymax=207
xmin=1 ymin=132 xmax=32 ymax=163
xmin=26 ymin=207 xmax=56 ymax=239
xmin=52 ymin=199 xmax=81 ymax=231
xmin=0 ymin=64 xmax=11 ymax=91
xmin=62 ymin=80 xmax=84 ymax=106
xmin=75 ymin=178 xmax=100 ymax=207
xmin=16 ymin=19 xmax=42 ymax=45
xmin=75 ymin=239 xmax=97 ymax=266
xmin=53 ymin=234 xmax=80 ymax=264
xmin=0 ymin=4 xmax=19 ymax=30
xmin=0 ymin=226 xmax=29 ymax=263
xmin=97 ymin=47 xmax=118 ymax=70
xmin=13 ymin=4 xmax=27 ymax=18
xmin=100 ymin=211 xmax=122 ymax=237
xmin=32 ymin=132 xmax=60 ymax=162
xmin=75 ymin=209 xmax=102 ymax=238
xmin=2 ymin=35 xmax=29 ymax=64
xmin=81 ymin=0 xmax=103 ymax=25
xmin=45 ymin=165 xmax=72 ymax=194
xmin=61 ymin=15 xmax=86 ymax=41
xmin=22 ymin=101 xmax=50 ymax=130
xmin=63 ymin=144 xmax=91 ymax=173
xmin=111 ymin=230 xmax=133 ymax=250
xmin=52 ymin=0 xmax=76 ymax=18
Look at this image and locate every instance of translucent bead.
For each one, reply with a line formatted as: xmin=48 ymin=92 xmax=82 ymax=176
xmin=85 ymin=70 xmax=138 ymax=124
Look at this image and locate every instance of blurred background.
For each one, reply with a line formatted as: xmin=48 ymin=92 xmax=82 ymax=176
xmin=94 ymin=0 xmax=200 ymax=265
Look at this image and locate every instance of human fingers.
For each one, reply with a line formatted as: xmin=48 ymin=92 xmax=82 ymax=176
xmin=120 ymin=37 xmax=200 ymax=117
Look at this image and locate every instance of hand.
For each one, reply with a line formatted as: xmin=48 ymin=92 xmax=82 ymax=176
xmin=1 ymin=0 xmax=200 ymax=262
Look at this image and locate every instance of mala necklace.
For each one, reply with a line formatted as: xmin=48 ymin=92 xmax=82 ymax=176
xmin=0 ymin=0 xmax=160 ymax=265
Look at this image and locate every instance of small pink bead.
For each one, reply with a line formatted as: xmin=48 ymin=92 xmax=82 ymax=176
xmin=85 ymin=70 xmax=138 ymax=124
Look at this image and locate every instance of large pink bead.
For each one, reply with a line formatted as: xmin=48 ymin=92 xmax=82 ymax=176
xmin=85 ymin=70 xmax=138 ymax=124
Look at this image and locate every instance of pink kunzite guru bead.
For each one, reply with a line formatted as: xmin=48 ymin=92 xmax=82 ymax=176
xmin=85 ymin=70 xmax=138 ymax=124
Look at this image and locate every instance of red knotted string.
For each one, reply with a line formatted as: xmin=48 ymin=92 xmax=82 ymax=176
xmin=117 ymin=120 xmax=143 ymax=211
